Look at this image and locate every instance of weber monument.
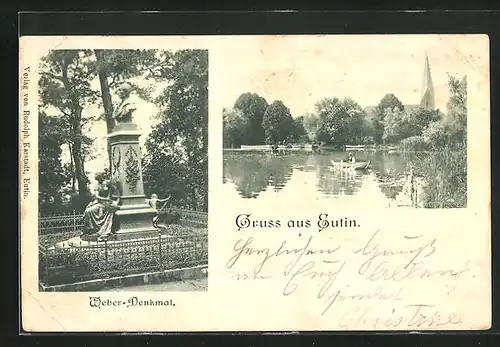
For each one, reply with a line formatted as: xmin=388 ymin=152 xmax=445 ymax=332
xmin=106 ymin=82 xmax=158 ymax=240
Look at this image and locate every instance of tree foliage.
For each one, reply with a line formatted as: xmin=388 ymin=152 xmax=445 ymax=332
xmin=39 ymin=50 xmax=99 ymax=200
xmin=372 ymin=93 xmax=405 ymax=144
xmin=381 ymin=107 xmax=438 ymax=144
xmin=289 ymin=116 xmax=309 ymax=143
xmin=314 ymin=97 xmax=366 ymax=147
xmin=222 ymin=96 xmax=311 ymax=147
xmin=381 ymin=107 xmax=411 ymax=144
xmin=376 ymin=93 xmax=405 ymax=114
xmin=223 ymin=108 xmax=248 ymax=148
xmin=262 ymin=100 xmax=294 ymax=145
xmin=38 ymin=112 xmax=70 ymax=214
xmin=143 ymin=50 xmax=208 ymax=211
xmin=233 ymin=93 xmax=269 ymax=145
xmin=446 ymin=75 xmax=467 ymax=130
xmin=422 ymin=75 xmax=467 ymax=150
xmin=301 ymin=113 xmax=320 ymax=143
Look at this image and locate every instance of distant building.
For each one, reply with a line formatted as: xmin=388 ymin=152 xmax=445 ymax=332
xmin=364 ymin=53 xmax=436 ymax=118
xmin=420 ymin=53 xmax=436 ymax=110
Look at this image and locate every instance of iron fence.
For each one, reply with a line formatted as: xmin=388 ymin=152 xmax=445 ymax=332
xmin=38 ymin=208 xmax=208 ymax=234
xmin=39 ymin=231 xmax=208 ymax=286
xmin=38 ymin=210 xmax=84 ymax=234
xmin=173 ymin=209 xmax=208 ymax=228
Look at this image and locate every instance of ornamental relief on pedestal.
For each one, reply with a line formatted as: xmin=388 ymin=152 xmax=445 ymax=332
xmin=112 ymin=146 xmax=121 ymax=177
xmin=125 ymin=145 xmax=140 ymax=191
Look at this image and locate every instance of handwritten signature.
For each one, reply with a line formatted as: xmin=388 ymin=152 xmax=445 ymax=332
xmin=338 ymin=304 xmax=463 ymax=329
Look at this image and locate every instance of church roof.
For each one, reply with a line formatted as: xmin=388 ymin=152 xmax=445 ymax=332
xmin=363 ymin=54 xmax=436 ymax=116
xmin=422 ymin=54 xmax=435 ymax=99
xmin=363 ymin=104 xmax=423 ymax=118
xmin=420 ymin=53 xmax=436 ymax=110
xmin=405 ymin=104 xmax=423 ymax=112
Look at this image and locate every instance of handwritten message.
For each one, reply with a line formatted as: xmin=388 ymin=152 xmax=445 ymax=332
xmin=225 ymin=228 xmax=472 ymax=330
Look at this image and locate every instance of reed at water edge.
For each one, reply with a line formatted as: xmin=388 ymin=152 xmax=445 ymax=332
xmin=406 ymin=142 xmax=467 ymax=208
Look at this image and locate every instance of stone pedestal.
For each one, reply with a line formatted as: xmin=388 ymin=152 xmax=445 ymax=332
xmin=108 ymin=122 xmax=158 ymax=240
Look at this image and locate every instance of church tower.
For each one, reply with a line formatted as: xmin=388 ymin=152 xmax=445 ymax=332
xmin=420 ymin=53 xmax=435 ymax=110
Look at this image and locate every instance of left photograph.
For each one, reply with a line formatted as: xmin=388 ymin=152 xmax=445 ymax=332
xmin=37 ymin=49 xmax=208 ymax=292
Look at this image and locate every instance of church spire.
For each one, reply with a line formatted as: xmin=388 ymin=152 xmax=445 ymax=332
xmin=420 ymin=53 xmax=435 ymax=110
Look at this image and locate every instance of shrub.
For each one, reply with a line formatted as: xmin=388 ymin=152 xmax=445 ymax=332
xmin=400 ymin=136 xmax=428 ymax=152
xmin=158 ymin=210 xmax=182 ymax=225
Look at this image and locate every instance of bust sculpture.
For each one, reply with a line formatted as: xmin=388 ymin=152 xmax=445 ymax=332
xmin=113 ymin=82 xmax=137 ymax=124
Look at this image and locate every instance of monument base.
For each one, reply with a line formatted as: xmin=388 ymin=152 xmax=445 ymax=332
xmin=54 ymin=233 xmax=172 ymax=250
xmin=79 ymin=204 xmax=159 ymax=242
xmin=113 ymin=204 xmax=159 ymax=240
xmin=80 ymin=229 xmax=160 ymax=242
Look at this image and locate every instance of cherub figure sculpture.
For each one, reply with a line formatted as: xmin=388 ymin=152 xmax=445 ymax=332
xmin=146 ymin=194 xmax=171 ymax=228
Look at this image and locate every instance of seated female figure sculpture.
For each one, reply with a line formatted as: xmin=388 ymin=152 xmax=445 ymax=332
xmin=82 ymin=178 xmax=121 ymax=241
xmin=113 ymin=82 xmax=137 ymax=124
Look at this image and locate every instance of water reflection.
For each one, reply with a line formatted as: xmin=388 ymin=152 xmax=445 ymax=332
xmin=222 ymin=152 xmax=306 ymax=198
xmin=223 ymin=151 xmax=411 ymax=206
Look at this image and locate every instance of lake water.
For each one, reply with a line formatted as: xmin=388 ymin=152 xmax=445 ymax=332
xmin=222 ymin=150 xmax=416 ymax=208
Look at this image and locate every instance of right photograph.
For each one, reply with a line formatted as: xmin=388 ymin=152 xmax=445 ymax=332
xmin=221 ymin=36 xmax=468 ymax=209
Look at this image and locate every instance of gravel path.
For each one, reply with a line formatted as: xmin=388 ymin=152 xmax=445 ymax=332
xmin=104 ymin=278 xmax=208 ymax=291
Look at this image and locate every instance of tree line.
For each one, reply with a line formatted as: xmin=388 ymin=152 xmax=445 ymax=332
xmin=223 ymin=74 xmax=466 ymax=152
xmin=39 ymin=49 xmax=208 ymax=214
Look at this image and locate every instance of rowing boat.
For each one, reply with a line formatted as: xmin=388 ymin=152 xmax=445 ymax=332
xmin=331 ymin=160 xmax=371 ymax=170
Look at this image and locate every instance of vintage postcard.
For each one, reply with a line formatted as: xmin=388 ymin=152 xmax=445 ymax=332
xmin=20 ymin=34 xmax=490 ymax=332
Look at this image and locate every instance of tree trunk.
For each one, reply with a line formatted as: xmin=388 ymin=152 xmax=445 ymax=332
xmin=202 ymin=184 xmax=208 ymax=211
xmin=94 ymin=49 xmax=115 ymax=169
xmin=191 ymin=187 xmax=198 ymax=211
xmin=68 ymin=142 xmax=76 ymax=192
xmin=60 ymin=58 xmax=89 ymax=198
xmin=71 ymin=106 xmax=89 ymax=197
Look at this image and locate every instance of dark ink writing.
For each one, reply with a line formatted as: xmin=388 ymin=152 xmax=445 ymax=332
xmin=89 ymin=296 xmax=176 ymax=309
xmin=317 ymin=214 xmax=360 ymax=232
xmin=21 ymin=66 xmax=32 ymax=199
xmin=354 ymin=230 xmax=436 ymax=275
xmin=338 ymin=304 xmax=463 ymax=329
xmin=235 ymin=213 xmax=281 ymax=231
xmin=226 ymin=235 xmax=341 ymax=275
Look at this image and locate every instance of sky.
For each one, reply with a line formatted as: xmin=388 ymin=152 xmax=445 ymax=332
xmin=210 ymin=35 xmax=487 ymax=117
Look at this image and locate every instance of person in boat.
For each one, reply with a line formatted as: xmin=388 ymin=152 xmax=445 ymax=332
xmin=82 ymin=178 xmax=121 ymax=241
xmin=348 ymin=152 xmax=356 ymax=164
